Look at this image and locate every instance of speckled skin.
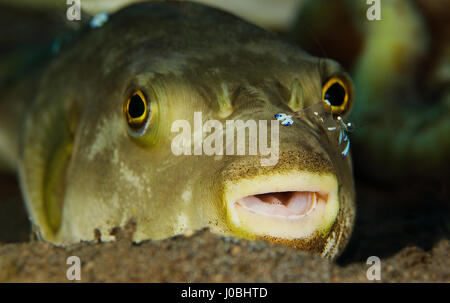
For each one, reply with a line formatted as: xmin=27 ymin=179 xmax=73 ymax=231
xmin=0 ymin=2 xmax=355 ymax=259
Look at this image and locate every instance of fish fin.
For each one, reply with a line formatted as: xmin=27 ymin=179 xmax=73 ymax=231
xmin=20 ymin=95 xmax=79 ymax=242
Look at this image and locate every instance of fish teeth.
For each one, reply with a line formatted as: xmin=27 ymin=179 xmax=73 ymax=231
xmin=305 ymin=192 xmax=317 ymax=216
xmin=236 ymin=191 xmax=321 ymax=219
xmin=286 ymin=192 xmax=317 ymax=217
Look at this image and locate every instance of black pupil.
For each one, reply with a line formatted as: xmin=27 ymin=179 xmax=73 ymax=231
xmin=324 ymin=83 xmax=346 ymax=106
xmin=128 ymin=94 xmax=145 ymax=118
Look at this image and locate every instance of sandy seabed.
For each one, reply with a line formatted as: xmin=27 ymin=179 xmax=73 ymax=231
xmin=0 ymin=174 xmax=448 ymax=282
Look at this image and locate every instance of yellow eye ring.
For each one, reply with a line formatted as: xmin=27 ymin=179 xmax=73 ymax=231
xmin=322 ymin=76 xmax=353 ymax=115
xmin=124 ymin=90 xmax=150 ymax=130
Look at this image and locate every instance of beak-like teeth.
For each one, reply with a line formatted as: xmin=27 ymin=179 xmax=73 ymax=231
xmin=309 ymin=192 xmax=317 ymax=214
xmin=234 ymin=191 xmax=320 ymax=219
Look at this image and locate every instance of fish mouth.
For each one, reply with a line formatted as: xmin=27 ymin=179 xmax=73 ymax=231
xmin=224 ymin=171 xmax=340 ymax=240
xmin=235 ymin=191 xmax=324 ymax=219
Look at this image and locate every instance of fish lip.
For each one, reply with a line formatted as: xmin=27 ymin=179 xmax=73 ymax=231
xmin=223 ymin=170 xmax=340 ymax=240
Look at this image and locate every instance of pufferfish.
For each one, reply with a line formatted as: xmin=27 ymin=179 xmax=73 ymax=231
xmin=0 ymin=1 xmax=356 ymax=259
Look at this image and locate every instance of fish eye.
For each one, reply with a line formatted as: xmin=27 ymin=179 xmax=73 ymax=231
xmin=123 ymin=89 xmax=151 ymax=130
xmin=321 ymin=75 xmax=353 ymax=115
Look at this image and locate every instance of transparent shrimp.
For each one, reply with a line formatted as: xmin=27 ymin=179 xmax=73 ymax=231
xmin=294 ymin=102 xmax=354 ymax=159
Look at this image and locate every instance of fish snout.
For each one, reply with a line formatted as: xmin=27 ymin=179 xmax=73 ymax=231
xmin=219 ymin=148 xmax=340 ymax=250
